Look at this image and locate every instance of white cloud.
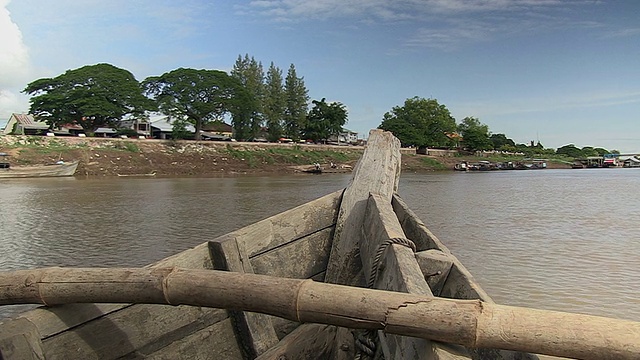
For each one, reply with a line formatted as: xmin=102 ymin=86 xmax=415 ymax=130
xmin=0 ymin=0 xmax=30 ymax=87
xmin=0 ymin=0 xmax=31 ymax=118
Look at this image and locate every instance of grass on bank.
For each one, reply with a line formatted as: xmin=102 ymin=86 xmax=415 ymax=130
xmin=224 ymin=145 xmax=360 ymax=168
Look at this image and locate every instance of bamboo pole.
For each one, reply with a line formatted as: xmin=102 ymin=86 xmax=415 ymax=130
xmin=1 ymin=267 xmax=639 ymax=360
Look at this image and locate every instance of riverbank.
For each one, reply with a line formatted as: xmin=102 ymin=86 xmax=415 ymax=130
xmin=0 ymin=136 xmax=570 ymax=177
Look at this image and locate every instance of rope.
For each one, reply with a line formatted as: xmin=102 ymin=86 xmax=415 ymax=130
xmin=355 ymin=236 xmax=417 ymax=360
xmin=368 ymin=237 xmax=416 ymax=288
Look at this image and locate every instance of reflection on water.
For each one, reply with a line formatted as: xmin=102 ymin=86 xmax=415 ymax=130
xmin=1 ymin=169 xmax=639 ymax=324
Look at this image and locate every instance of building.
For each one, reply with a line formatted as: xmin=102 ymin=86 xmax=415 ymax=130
xmin=149 ymin=116 xmax=195 ymax=140
xmin=1 ymin=113 xmax=49 ymax=135
xmin=328 ymin=129 xmax=359 ymax=144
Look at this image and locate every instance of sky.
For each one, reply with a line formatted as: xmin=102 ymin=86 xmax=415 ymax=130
xmin=1 ymin=0 xmax=639 ymax=152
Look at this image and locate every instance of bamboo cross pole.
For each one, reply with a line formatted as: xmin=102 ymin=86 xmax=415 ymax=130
xmin=1 ymin=267 xmax=639 ymax=360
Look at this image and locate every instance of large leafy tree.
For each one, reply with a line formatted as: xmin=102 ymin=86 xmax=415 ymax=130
xmin=231 ymin=54 xmax=264 ymax=140
xmin=379 ymin=97 xmax=456 ymax=148
xmin=556 ymin=144 xmax=582 ymax=158
xmin=263 ymin=62 xmax=286 ymax=142
xmin=23 ymin=63 xmax=150 ymax=136
xmin=489 ymin=133 xmax=516 ymax=150
xmin=143 ymin=68 xmax=248 ymax=140
xmin=458 ymin=116 xmax=492 ymax=151
xmin=304 ymin=98 xmax=348 ymax=143
xmin=283 ymin=64 xmax=309 ymax=140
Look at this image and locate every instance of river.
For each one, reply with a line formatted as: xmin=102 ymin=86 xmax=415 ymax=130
xmin=1 ymin=169 xmax=639 ymax=324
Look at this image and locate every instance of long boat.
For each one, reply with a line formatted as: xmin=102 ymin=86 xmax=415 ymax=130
xmin=0 ymin=130 xmax=639 ymax=360
xmin=0 ymin=154 xmax=78 ymax=178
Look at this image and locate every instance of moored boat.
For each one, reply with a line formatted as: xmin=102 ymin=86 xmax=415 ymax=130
xmin=0 ymin=153 xmax=78 ymax=178
xmin=0 ymin=130 xmax=638 ymax=360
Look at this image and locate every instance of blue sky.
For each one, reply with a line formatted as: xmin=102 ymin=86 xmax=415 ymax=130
xmin=1 ymin=0 xmax=638 ymax=151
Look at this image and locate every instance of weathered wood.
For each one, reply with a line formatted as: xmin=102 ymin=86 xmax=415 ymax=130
xmin=249 ymin=227 xmax=334 ymax=279
xmin=209 ymin=238 xmax=279 ymax=358
xmin=325 ymin=129 xmax=401 ymax=286
xmin=1 ymin=268 xmax=640 ymax=359
xmin=142 ymin=318 xmax=243 ymax=360
xmin=391 ymin=194 xmax=450 ymax=253
xmin=415 ymin=250 xmax=454 ymax=297
xmin=219 ymin=190 xmax=342 ymax=258
xmin=0 ymin=318 xmax=44 ymax=360
xmin=255 ymin=324 xmax=353 ymax=360
xmin=395 ymin=194 xmax=536 ymax=359
xmin=362 ymin=193 xmax=470 ymax=360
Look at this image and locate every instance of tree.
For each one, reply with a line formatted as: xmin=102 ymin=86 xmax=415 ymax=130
xmin=556 ymin=144 xmax=582 ymax=158
xmin=143 ymin=68 xmax=247 ymax=140
xmin=489 ymin=133 xmax=516 ymax=150
xmin=283 ymin=64 xmax=309 ymax=140
xmin=231 ymin=54 xmax=264 ymax=140
xmin=304 ymin=98 xmax=348 ymax=143
xmin=263 ymin=62 xmax=286 ymax=142
xmin=457 ymin=117 xmax=492 ymax=152
xmin=378 ymin=97 xmax=456 ymax=148
xmin=23 ymin=63 xmax=151 ymax=136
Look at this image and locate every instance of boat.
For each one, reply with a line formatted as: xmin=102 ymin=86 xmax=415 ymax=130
xmin=0 ymin=153 xmax=78 ymax=178
xmin=0 ymin=130 xmax=639 ymax=360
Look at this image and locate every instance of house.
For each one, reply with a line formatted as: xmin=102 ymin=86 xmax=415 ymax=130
xmin=328 ymin=128 xmax=359 ymax=144
xmin=1 ymin=113 xmax=49 ymax=135
xmin=149 ymin=116 xmax=195 ymax=140
xmin=120 ymin=117 xmax=151 ymax=138
xmin=623 ymin=156 xmax=640 ymax=168
xmin=200 ymin=122 xmax=234 ymax=141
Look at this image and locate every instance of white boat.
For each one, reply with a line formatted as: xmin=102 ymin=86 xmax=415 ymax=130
xmin=0 ymin=153 xmax=78 ymax=178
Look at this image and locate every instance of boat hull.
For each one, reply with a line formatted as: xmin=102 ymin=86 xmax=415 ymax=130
xmin=0 ymin=161 xmax=79 ymax=178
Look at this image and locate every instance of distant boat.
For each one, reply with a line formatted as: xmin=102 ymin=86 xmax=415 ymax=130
xmin=0 ymin=153 xmax=78 ymax=178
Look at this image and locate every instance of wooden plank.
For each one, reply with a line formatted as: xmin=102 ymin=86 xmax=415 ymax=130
xmin=142 ymin=318 xmax=243 ymax=360
xmin=0 ymin=318 xmax=44 ymax=360
xmin=16 ymin=242 xmax=214 ymax=342
xmin=325 ymin=129 xmax=401 ymax=286
xmin=255 ymin=324 xmax=353 ymax=360
xmin=42 ymin=305 xmax=227 ymax=360
xmin=250 ymin=227 xmax=334 ymax=279
xmin=222 ymin=190 xmax=342 ymax=258
xmin=394 ymin=195 xmax=540 ymax=360
xmin=362 ymin=193 xmax=473 ymax=360
xmin=415 ymin=250 xmax=454 ymax=297
xmin=209 ymin=238 xmax=279 ymax=358
xmin=392 ymin=194 xmax=450 ymax=253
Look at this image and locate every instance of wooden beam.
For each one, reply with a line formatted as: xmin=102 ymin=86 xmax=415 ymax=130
xmin=1 ymin=267 xmax=640 ymax=359
xmin=325 ymin=129 xmax=401 ymax=286
xmin=209 ymin=238 xmax=279 ymax=358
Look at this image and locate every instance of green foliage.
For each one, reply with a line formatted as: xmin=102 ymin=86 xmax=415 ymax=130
xmin=264 ymin=62 xmax=286 ymax=142
xmin=303 ymin=98 xmax=348 ymax=143
xmin=379 ymin=97 xmax=456 ymax=148
xmin=419 ymin=157 xmax=447 ymax=170
xmin=114 ymin=141 xmax=139 ymax=152
xmin=171 ymin=118 xmax=191 ymax=140
xmin=458 ymin=117 xmax=492 ymax=152
xmin=231 ymin=54 xmax=265 ymax=140
xmin=489 ymin=133 xmax=515 ymax=150
xmin=224 ymin=145 xmax=357 ymax=168
xmin=556 ymin=144 xmax=583 ymax=158
xmin=23 ymin=63 xmax=152 ymax=135
xmin=143 ymin=68 xmax=248 ymax=140
xmin=283 ymin=64 xmax=309 ymax=140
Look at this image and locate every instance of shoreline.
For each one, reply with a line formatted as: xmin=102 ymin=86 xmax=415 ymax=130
xmin=0 ymin=136 xmax=571 ymax=177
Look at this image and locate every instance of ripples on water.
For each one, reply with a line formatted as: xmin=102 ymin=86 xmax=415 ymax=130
xmin=399 ymin=169 xmax=640 ymax=322
xmin=1 ymin=169 xmax=639 ymax=324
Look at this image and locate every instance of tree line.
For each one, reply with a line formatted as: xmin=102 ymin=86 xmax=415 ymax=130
xmin=378 ymin=96 xmax=618 ymax=157
xmin=22 ymin=55 xmax=347 ymax=142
